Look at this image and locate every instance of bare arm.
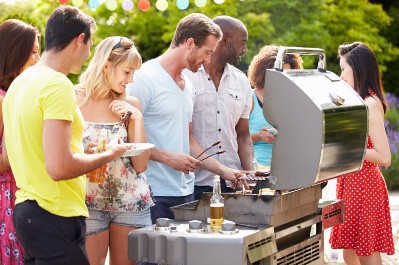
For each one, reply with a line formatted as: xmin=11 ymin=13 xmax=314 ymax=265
xmin=111 ymin=98 xmax=150 ymax=173
xmin=250 ymin=127 xmax=274 ymax=144
xmin=43 ymin=119 xmax=126 ymax=181
xmin=127 ymin=115 xmax=149 ymax=173
xmin=236 ymin=118 xmax=254 ymax=171
xmin=364 ymin=97 xmax=391 ymax=166
xmin=189 ymin=123 xmax=243 ymax=185
xmin=0 ymin=97 xmax=11 ymax=173
xmin=150 ymin=124 xmax=201 ymax=174
xmin=150 ymin=148 xmax=201 ymax=174
xmin=0 ymin=133 xmax=11 ymax=173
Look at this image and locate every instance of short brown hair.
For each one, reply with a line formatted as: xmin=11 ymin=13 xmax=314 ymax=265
xmin=45 ymin=6 xmax=96 ymax=52
xmin=248 ymin=45 xmax=303 ymax=89
xmin=0 ymin=19 xmax=40 ymax=90
xmin=171 ymin=13 xmax=222 ymax=48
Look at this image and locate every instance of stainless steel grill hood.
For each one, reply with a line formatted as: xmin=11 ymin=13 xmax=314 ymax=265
xmin=128 ymin=46 xmax=349 ymax=265
xmin=264 ymin=47 xmax=368 ymax=190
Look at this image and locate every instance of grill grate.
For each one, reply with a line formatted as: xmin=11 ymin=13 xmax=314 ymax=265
xmin=238 ymin=176 xmax=268 ymax=181
xmin=276 ymin=241 xmax=320 ymax=265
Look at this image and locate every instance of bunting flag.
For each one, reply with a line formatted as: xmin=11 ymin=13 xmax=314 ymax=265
xmin=59 ymin=0 xmax=226 ymax=11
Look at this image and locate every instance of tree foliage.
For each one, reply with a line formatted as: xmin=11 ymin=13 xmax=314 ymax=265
xmin=1 ymin=0 xmax=398 ymax=187
xmin=370 ymin=0 xmax=399 ymax=95
xmin=0 ymin=0 xmax=398 ymax=94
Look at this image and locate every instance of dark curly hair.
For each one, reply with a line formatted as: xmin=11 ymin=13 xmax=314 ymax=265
xmin=248 ymin=45 xmax=303 ymax=90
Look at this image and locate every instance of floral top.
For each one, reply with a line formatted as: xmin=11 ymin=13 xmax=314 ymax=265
xmin=83 ymin=122 xmax=154 ymax=212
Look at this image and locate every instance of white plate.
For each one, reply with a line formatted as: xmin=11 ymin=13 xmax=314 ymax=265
xmin=122 ymin=143 xmax=155 ymax=157
xmin=91 ymin=143 xmax=155 ymax=157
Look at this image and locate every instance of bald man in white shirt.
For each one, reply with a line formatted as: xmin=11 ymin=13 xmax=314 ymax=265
xmin=185 ymin=16 xmax=253 ymax=199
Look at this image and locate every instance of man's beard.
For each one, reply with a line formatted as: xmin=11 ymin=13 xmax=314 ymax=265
xmin=187 ymin=51 xmax=201 ymax=72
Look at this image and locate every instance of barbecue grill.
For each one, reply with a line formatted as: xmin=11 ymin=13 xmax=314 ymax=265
xmin=265 ymin=47 xmax=368 ymax=190
xmin=128 ymin=47 xmax=368 ymax=265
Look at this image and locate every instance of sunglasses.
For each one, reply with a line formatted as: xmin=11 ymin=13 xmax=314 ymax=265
xmin=196 ymin=141 xmax=226 ymax=161
xmin=112 ymin=37 xmax=133 ymax=50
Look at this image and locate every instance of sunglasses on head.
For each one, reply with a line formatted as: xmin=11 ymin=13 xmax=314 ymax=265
xmin=112 ymin=37 xmax=133 ymax=50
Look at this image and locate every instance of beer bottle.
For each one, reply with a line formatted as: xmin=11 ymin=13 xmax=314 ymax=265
xmin=210 ymin=175 xmax=224 ymax=230
xmin=88 ymin=128 xmax=108 ymax=183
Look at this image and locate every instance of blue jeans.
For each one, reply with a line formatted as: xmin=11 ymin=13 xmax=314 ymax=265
xmin=150 ymin=194 xmax=195 ymax=224
xmin=13 ymin=200 xmax=89 ymax=265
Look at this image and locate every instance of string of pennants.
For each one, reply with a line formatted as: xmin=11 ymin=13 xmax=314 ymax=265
xmin=60 ymin=0 xmax=227 ymax=12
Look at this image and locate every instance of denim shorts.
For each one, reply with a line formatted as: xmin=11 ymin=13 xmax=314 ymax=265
xmin=86 ymin=208 xmax=151 ymax=235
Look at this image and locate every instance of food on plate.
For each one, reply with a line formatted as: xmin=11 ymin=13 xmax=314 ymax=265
xmin=125 ymin=143 xmax=136 ymax=150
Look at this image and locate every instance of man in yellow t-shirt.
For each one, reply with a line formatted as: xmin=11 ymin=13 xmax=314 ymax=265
xmin=3 ymin=6 xmax=126 ymax=264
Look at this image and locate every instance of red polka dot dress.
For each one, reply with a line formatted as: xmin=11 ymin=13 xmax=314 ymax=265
xmin=329 ymin=136 xmax=395 ymax=256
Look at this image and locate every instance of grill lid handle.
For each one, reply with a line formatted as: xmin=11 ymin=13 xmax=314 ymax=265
xmin=274 ymin=46 xmax=326 ymax=72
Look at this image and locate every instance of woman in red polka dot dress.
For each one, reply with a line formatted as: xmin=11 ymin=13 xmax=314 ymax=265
xmin=329 ymin=42 xmax=394 ymax=265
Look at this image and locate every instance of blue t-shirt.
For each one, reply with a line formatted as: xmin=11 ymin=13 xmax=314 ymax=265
xmin=249 ymin=91 xmax=273 ymax=166
xmin=127 ymin=59 xmax=195 ymax=196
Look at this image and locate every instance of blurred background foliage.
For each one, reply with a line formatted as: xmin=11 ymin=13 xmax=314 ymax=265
xmin=1 ymin=0 xmax=398 ymax=93
xmin=384 ymin=93 xmax=399 ymax=190
xmin=1 ymin=0 xmax=398 ymax=188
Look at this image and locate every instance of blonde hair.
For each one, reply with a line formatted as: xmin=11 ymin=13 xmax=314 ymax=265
xmin=76 ymin=36 xmax=142 ymax=106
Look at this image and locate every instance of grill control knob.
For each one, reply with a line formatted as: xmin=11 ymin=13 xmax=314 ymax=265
xmin=187 ymin=220 xmax=204 ymax=233
xmin=189 ymin=220 xmax=202 ymax=230
xmin=156 ymin=218 xmax=170 ymax=227
xmin=155 ymin=218 xmax=171 ymax=231
xmin=222 ymin=222 xmax=236 ymax=231
xmin=221 ymin=221 xmax=239 ymax=235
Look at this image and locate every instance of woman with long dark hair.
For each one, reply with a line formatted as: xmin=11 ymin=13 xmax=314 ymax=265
xmin=330 ymin=42 xmax=394 ymax=265
xmin=0 ymin=19 xmax=40 ymax=265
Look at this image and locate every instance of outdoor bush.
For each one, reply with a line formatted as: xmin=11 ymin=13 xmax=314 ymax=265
xmin=383 ymin=93 xmax=399 ymax=190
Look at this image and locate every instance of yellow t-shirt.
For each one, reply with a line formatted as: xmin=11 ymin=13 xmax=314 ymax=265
xmin=3 ymin=65 xmax=88 ymax=217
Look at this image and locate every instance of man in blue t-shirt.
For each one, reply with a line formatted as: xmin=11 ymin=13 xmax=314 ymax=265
xmin=128 ymin=13 xmax=222 ymax=223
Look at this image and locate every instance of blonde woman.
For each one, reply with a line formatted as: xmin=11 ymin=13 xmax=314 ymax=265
xmin=76 ymin=36 xmax=153 ymax=265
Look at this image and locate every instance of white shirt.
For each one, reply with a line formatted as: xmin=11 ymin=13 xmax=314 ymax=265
xmin=184 ymin=64 xmax=253 ymax=186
